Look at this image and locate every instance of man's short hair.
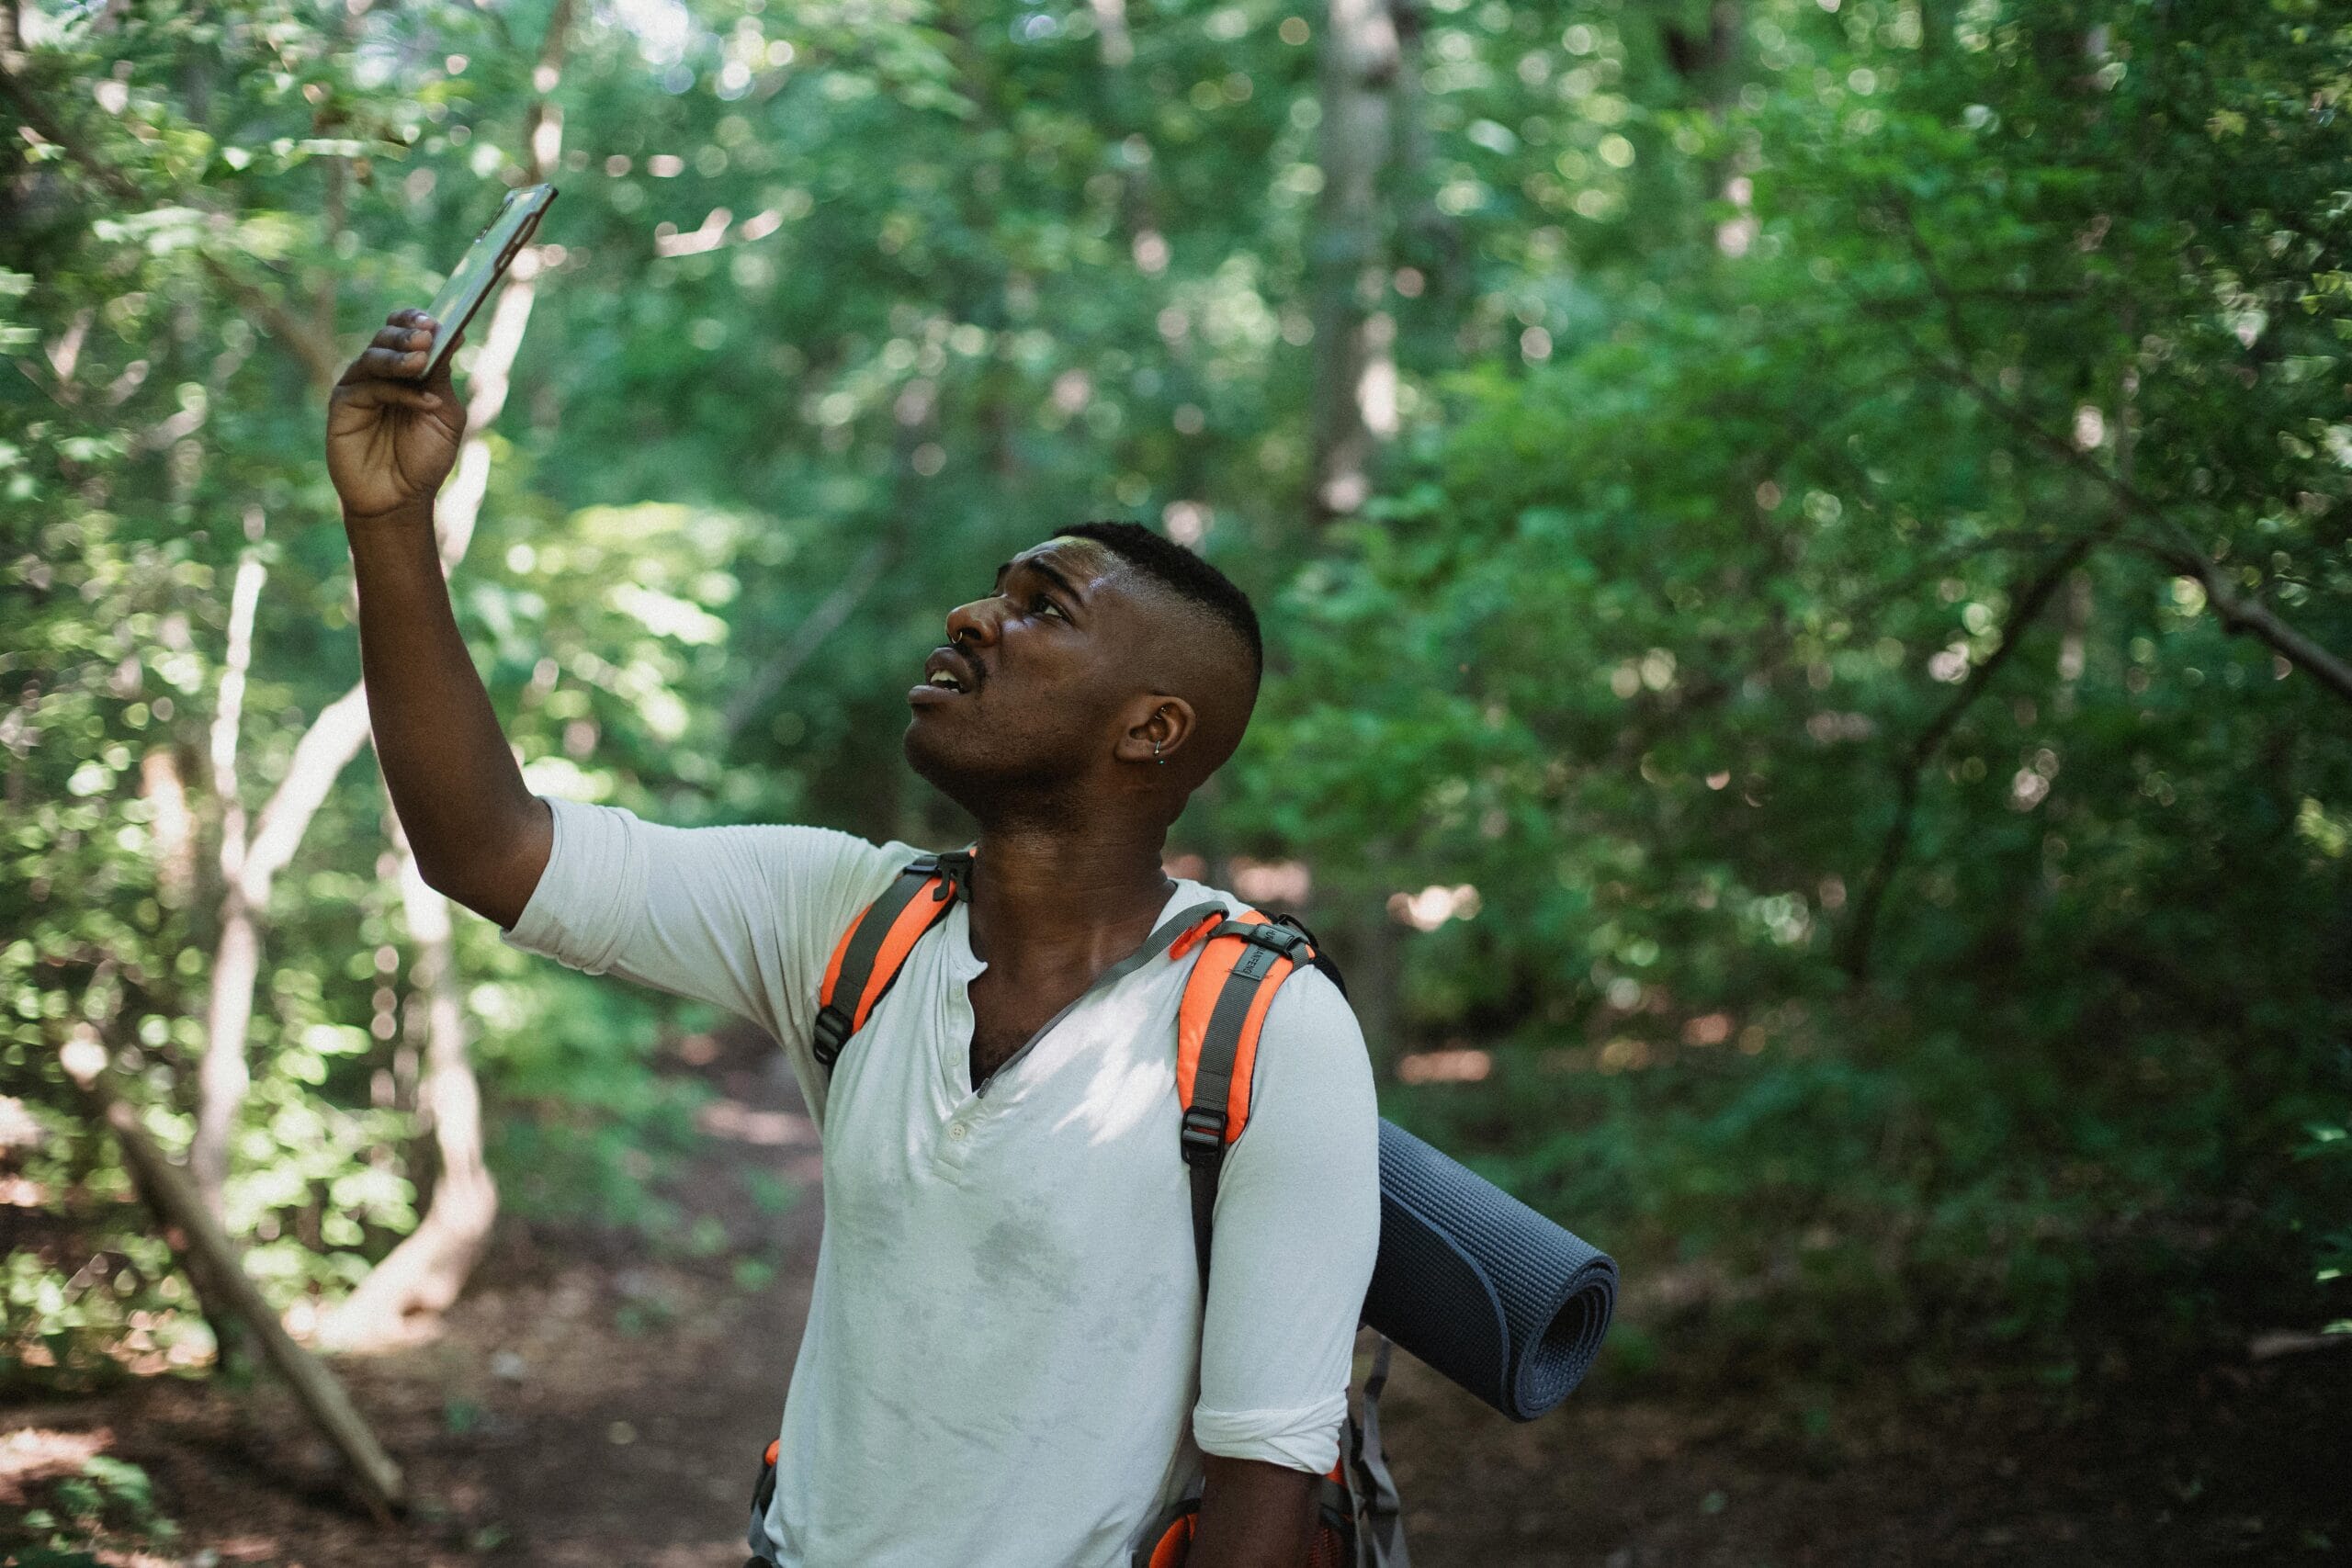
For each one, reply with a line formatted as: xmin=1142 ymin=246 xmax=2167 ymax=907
xmin=1057 ymin=520 xmax=1262 ymax=680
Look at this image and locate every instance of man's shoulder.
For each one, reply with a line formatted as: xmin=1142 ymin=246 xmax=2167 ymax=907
xmin=758 ymin=825 xmax=936 ymax=919
xmin=575 ymin=801 xmax=931 ymax=930
xmin=1178 ymin=886 xmax=1351 ymax=999
xmin=1169 ymin=888 xmax=1364 ymax=1056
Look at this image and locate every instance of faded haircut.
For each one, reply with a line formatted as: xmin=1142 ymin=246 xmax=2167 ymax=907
xmin=1055 ymin=520 xmax=1262 ymax=681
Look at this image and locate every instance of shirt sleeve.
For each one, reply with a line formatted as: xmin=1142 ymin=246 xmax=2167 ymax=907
xmin=1191 ymin=968 xmax=1382 ymax=1474
xmin=500 ymin=795 xmax=915 ymax=1128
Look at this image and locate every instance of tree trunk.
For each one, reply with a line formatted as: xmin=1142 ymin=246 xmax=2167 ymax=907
xmin=189 ymin=685 xmax=374 ymax=1223
xmin=313 ymin=0 xmax=575 ymax=1348
xmin=194 ymin=890 xmax=257 ymax=1207
xmin=192 ymin=536 xmax=265 ymax=1217
xmin=69 ymin=1050 xmax=407 ymax=1521
xmin=186 ymin=0 xmax=572 ymax=1243
xmin=1338 ymin=899 xmax=1405 ymax=1072
xmin=315 ymin=851 xmax=496 ymax=1349
xmin=1387 ymin=0 xmax=1462 ymax=302
xmin=1088 ymin=0 xmax=1132 ymax=67
xmin=1306 ymin=0 xmax=1409 ymax=1055
xmin=1307 ymin=0 xmax=1401 ymax=523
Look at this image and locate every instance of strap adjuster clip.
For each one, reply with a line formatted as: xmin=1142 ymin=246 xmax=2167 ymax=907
xmin=1208 ymin=919 xmax=1309 ymax=981
xmin=1221 ymin=919 xmax=1309 ymax=957
xmin=928 ymin=848 xmax=975 ymax=902
xmin=1181 ymin=1105 xmax=1227 ymax=1164
xmin=812 ymin=1005 xmax=852 ymax=1066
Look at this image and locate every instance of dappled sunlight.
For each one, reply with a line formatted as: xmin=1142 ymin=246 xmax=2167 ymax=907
xmin=1388 ymin=883 xmax=1481 ymax=931
xmin=1679 ymin=1012 xmax=1733 ymax=1047
xmin=1228 ymin=856 xmax=1310 ymax=905
xmin=0 ymin=1427 xmax=110 ymax=1505
xmin=694 ymin=1099 xmax=814 ymax=1150
xmin=1053 ymin=988 xmax=1176 ymax=1149
xmin=1396 ymin=1047 xmax=1491 ymax=1085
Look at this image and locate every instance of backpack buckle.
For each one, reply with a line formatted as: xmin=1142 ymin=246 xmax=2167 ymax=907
xmin=811 ymin=1004 xmax=853 ymax=1066
xmin=1221 ymin=919 xmax=1310 ymax=958
xmin=928 ymin=848 xmax=975 ymax=903
xmin=1215 ymin=919 xmax=1307 ymax=981
xmin=1181 ymin=1104 xmax=1227 ymax=1164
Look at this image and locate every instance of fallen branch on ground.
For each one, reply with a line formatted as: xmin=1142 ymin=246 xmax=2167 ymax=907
xmin=66 ymin=1050 xmax=407 ymax=1522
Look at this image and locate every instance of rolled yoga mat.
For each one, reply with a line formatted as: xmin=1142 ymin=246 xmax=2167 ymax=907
xmin=1362 ymin=1118 xmax=1618 ymax=1421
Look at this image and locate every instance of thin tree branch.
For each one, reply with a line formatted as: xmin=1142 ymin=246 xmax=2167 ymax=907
xmin=0 ymin=66 xmax=143 ymax=202
xmin=1862 ymin=196 xmax=2352 ymax=708
xmin=0 ymin=62 xmax=342 ymax=389
xmin=239 ymin=682 xmax=372 ymax=908
xmin=208 ymin=544 xmax=266 ymax=809
xmin=721 ymin=540 xmax=894 ymax=741
xmin=1838 ymin=525 xmax=2118 ymax=624
xmin=1839 ymin=534 xmax=2098 ymax=981
xmin=197 ymin=254 xmax=340 ymax=391
xmin=2162 ymin=551 xmax=2352 ymax=703
xmin=1931 ymin=356 xmax=2352 ymax=704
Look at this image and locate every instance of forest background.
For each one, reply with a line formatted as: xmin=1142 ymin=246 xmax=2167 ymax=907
xmin=4 ymin=0 xmax=2350 ymax=1558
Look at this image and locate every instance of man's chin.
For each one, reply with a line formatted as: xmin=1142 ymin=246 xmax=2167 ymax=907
xmin=903 ymin=725 xmax=1066 ymax=823
xmin=901 ymin=722 xmax=975 ymax=806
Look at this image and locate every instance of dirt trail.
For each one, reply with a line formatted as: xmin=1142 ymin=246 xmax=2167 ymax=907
xmin=6 ymin=1032 xmax=2346 ymax=1565
xmin=4 ymin=1030 xmax=825 ymax=1568
xmin=438 ymin=1039 xmax=827 ymax=1568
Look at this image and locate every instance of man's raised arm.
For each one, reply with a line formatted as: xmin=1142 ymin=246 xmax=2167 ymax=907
xmin=326 ymin=308 xmax=550 ymax=928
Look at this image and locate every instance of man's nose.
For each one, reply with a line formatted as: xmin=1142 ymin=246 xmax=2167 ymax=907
xmin=944 ymin=597 xmax=1001 ymax=647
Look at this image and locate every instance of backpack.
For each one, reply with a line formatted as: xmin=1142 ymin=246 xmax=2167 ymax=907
xmin=744 ymin=849 xmax=1408 ymax=1568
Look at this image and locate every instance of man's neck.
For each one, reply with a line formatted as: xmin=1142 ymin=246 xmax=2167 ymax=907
xmin=964 ymin=819 xmax=1175 ymax=980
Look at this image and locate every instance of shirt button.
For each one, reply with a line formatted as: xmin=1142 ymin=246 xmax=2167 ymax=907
xmin=947 ymin=1122 xmax=969 ymax=1141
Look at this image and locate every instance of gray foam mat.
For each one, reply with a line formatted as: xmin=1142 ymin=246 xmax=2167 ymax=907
xmin=1363 ymin=1119 xmax=1618 ymax=1421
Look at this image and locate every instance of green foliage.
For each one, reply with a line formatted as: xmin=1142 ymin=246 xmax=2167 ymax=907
xmin=1241 ymin=0 xmax=2352 ymax=1359
xmin=3 ymin=0 xmax=2346 ymax=1394
xmin=479 ymin=971 xmax=707 ymax=1230
xmin=4 ymin=1454 xmax=174 ymax=1565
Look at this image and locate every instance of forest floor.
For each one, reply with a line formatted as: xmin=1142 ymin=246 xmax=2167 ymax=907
xmin=6 ymin=1030 xmax=2346 ymax=1568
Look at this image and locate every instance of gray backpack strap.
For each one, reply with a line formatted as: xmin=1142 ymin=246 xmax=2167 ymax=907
xmin=1349 ymin=1336 xmax=1410 ymax=1567
xmin=1177 ymin=916 xmax=1317 ymax=1294
xmin=1168 ymin=911 xmax=1408 ymax=1568
xmin=811 ymin=849 xmax=971 ymax=1072
xmin=745 ymin=1437 xmax=782 ymax=1564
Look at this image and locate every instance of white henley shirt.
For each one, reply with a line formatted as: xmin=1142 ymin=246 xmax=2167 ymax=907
xmin=503 ymin=796 xmax=1381 ymax=1567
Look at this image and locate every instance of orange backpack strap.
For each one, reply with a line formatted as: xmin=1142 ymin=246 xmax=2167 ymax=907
xmin=1171 ymin=910 xmax=1325 ymax=1294
xmin=812 ymin=849 xmax=972 ymax=1072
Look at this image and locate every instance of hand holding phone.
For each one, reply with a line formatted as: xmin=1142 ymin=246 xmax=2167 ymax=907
xmin=324 ymin=186 xmax=559 ymax=524
xmin=414 ymin=183 xmax=559 ymax=379
xmin=327 ymin=308 xmax=465 ymax=524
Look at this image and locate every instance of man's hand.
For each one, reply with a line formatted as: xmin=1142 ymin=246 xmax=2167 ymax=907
xmin=326 ymin=309 xmax=466 ymax=523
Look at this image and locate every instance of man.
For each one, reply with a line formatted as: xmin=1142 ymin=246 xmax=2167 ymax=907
xmin=325 ymin=309 xmax=1380 ymax=1567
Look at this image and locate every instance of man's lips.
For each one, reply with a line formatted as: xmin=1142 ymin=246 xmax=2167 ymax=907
xmin=911 ymin=644 xmax=980 ymax=703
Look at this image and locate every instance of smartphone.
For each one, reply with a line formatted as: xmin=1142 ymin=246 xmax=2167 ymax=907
xmin=415 ymin=183 xmax=559 ymax=378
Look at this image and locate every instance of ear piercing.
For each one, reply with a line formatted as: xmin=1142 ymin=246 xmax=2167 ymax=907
xmin=1152 ymin=739 xmax=1165 ymax=765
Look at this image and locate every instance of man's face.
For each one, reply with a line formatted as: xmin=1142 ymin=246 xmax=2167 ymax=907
xmin=901 ymin=537 xmax=1154 ymax=810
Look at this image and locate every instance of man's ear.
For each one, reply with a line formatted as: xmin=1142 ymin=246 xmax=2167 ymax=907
xmin=1114 ymin=695 xmax=1196 ymax=767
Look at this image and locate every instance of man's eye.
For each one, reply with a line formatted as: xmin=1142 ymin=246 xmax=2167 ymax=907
xmin=1033 ymin=595 xmax=1064 ymax=619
